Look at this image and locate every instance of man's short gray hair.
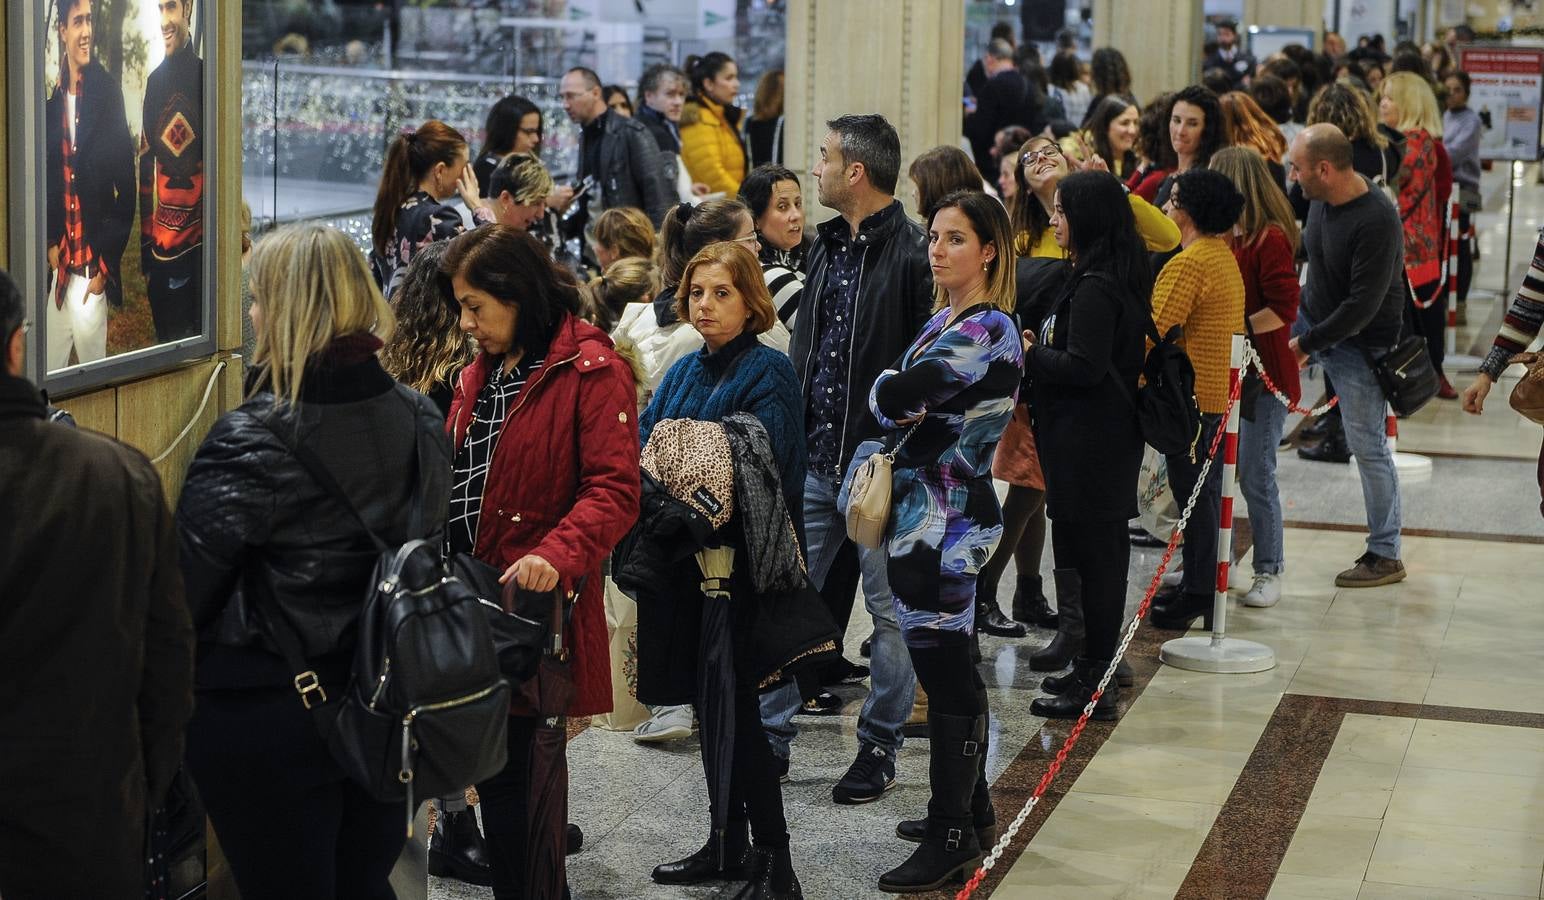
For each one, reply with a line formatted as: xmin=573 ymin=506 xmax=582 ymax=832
xmin=826 ymin=114 xmax=901 ymax=195
xmin=987 ymin=38 xmax=1014 ymax=61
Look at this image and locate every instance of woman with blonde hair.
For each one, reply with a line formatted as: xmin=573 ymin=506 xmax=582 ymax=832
xmin=178 ymin=223 xmax=450 ymax=898
xmin=591 ymin=206 xmax=657 ymax=271
xmin=583 ymin=256 xmax=660 ymax=334
xmin=873 ymin=190 xmax=1023 ymax=892
xmin=1381 ymin=71 xmax=1458 ymax=397
xmin=1210 ymin=146 xmax=1301 ymax=608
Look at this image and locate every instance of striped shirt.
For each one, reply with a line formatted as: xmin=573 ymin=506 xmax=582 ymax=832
xmin=448 ymin=356 xmax=544 ymax=557
xmin=764 ymin=262 xmax=804 ymax=329
xmin=1481 ymin=228 xmax=1544 ymax=380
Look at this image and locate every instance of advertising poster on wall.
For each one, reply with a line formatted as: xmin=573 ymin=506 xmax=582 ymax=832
xmin=26 ymin=0 xmax=211 ymax=384
xmin=1459 ymin=45 xmax=1544 ymax=162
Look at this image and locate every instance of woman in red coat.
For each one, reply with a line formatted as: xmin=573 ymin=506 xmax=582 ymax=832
xmin=442 ymin=225 xmax=641 ymax=899
xmin=1211 ymin=147 xmax=1300 ymax=610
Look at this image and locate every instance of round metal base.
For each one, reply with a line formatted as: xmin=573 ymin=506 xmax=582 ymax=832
xmin=1352 ymin=451 xmax=1433 ymax=483
xmin=1159 ymin=636 xmax=1277 ymax=674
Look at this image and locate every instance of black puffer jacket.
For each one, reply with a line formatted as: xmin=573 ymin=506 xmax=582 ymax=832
xmin=788 ymin=201 xmax=934 ymax=475
xmin=175 ymin=337 xmax=451 ymax=689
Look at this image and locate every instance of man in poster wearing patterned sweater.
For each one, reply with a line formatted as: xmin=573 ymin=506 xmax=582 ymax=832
xmin=140 ymin=0 xmax=203 ymax=344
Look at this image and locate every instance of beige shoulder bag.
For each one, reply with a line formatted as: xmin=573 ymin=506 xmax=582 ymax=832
xmin=845 ymin=421 xmax=921 ymax=549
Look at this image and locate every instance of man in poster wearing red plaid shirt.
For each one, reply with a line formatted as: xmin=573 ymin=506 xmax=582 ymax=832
xmin=44 ymin=0 xmax=136 ymax=371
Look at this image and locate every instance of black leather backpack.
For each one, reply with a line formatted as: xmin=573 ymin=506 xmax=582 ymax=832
xmin=253 ymin=422 xmax=510 ymax=836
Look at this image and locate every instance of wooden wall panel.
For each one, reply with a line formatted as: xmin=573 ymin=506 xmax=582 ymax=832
xmin=54 ymin=387 xmax=118 ymax=436
xmin=1093 ymin=0 xmax=1204 ymax=103
xmin=1242 ymin=0 xmax=1325 ymax=35
xmin=785 ymin=0 xmax=965 ymax=224
xmin=115 ymin=355 xmax=239 ymax=507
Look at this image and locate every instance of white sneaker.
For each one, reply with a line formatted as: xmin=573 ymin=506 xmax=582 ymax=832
xmin=1242 ymin=573 xmax=1282 ymax=608
xmin=633 ymin=704 xmax=693 ymax=743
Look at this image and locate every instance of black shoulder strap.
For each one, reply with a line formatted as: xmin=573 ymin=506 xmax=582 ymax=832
xmin=1072 ymin=270 xmax=1163 ymax=410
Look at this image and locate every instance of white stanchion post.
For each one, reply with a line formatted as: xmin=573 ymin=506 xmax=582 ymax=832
xmin=1366 ymin=402 xmax=1434 ymax=482
xmin=1159 ymin=334 xmax=1276 ymax=675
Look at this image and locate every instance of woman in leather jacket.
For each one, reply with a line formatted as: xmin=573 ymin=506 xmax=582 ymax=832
xmin=441 ymin=225 xmax=641 ymax=899
xmin=176 ymin=223 xmax=452 ymax=899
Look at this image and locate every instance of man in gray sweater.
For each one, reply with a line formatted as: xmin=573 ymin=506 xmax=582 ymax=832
xmin=1287 ymin=124 xmax=1408 ymax=588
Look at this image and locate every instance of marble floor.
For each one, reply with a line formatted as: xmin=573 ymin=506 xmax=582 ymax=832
xmin=429 ymin=164 xmax=1544 ymax=900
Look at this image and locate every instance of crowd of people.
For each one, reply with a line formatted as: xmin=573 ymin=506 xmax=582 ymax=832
xmin=5 ymin=22 xmax=1544 ymax=900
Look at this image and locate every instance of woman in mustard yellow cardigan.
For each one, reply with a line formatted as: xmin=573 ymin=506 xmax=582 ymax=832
xmin=680 ymin=52 xmax=748 ymax=195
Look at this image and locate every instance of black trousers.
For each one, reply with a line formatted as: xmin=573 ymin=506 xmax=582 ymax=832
xmin=146 ymin=251 xmax=203 ymax=344
xmin=699 ymin=683 xmax=790 ymax=848
xmin=1050 ymin=518 xmax=1132 ymax=661
xmin=185 ymin=685 xmax=403 ymax=900
xmin=909 ymin=635 xmax=985 ymax=715
xmin=977 ymin=484 xmax=1047 ymax=609
xmin=1457 ymin=210 xmax=1473 ymax=305
xmin=1412 ymin=278 xmax=1447 ymax=375
xmin=1166 ymin=413 xmax=1224 ymax=599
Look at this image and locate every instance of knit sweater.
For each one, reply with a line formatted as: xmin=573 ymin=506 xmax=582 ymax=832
xmin=1151 ymin=236 xmax=1246 ymax=413
xmin=1481 ymin=228 xmax=1544 ymax=380
xmin=640 ymin=329 xmax=806 ymax=512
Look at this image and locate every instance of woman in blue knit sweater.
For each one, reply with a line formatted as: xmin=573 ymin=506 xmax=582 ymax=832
xmin=637 ymin=241 xmax=807 ymax=899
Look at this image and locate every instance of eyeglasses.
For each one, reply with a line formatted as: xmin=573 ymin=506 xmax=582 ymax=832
xmin=1019 ymin=145 xmax=1062 ymax=167
xmin=557 ymin=91 xmax=591 ymax=102
xmin=732 ymin=232 xmax=760 ymax=246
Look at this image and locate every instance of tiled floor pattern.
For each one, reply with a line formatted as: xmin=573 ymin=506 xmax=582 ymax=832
xmin=424 ymin=164 xmax=1544 ymax=900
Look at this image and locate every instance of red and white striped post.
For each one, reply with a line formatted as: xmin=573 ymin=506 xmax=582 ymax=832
xmin=1446 ymin=186 xmax=1460 ymax=356
xmin=1211 ymin=334 xmax=1243 ymax=640
xmin=1159 ymin=334 xmax=1275 ymax=674
xmin=1386 ymin=404 xmax=1399 ymax=454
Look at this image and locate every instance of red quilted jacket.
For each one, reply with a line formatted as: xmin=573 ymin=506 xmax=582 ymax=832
xmin=448 ymin=314 xmax=641 ymax=717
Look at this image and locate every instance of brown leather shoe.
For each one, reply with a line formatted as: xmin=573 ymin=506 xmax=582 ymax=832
xmin=1334 ymin=552 xmax=1407 ymax=588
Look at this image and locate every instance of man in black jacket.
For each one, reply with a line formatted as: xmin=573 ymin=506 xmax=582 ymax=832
xmin=964 ymin=39 xmax=1033 ymax=179
xmin=560 ymin=66 xmax=673 ymax=228
xmin=44 ymin=0 xmax=136 ymax=370
xmin=1202 ymin=19 xmax=1256 ymax=89
xmin=0 ymin=268 xmax=195 ymax=900
xmin=769 ymin=113 xmax=934 ymax=806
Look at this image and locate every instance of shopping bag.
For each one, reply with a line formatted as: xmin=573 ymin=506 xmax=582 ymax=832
xmin=591 ymin=577 xmax=650 ymax=731
xmin=1136 ymin=444 xmax=1179 ymax=541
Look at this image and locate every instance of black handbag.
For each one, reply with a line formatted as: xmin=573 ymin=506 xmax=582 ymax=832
xmin=1364 ymin=288 xmax=1440 ymax=418
xmin=448 ymin=554 xmax=564 ymax=684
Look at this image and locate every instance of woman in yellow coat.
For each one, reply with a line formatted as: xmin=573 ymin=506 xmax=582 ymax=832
xmin=680 ymin=52 xmax=748 ymax=195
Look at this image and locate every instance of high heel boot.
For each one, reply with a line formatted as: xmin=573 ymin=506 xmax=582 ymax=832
xmin=895 ymin=691 xmax=996 ymax=848
xmin=1030 ymin=658 xmax=1121 ymax=721
xmin=1029 ymin=569 xmax=1083 ymax=671
xmin=1011 ymin=572 xmax=1058 ymax=628
xmin=975 ymin=574 xmax=1027 ymax=637
xmin=879 ymin=713 xmax=987 ymax=893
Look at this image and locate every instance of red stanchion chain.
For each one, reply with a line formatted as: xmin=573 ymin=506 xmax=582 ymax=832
xmin=952 ymin=375 xmax=1244 ymax=900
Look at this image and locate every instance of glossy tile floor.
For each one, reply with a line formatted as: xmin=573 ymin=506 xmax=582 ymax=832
xmin=429 ymin=165 xmax=1544 ymax=900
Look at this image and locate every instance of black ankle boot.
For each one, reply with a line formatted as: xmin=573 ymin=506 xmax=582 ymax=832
xmin=1149 ymin=591 xmax=1214 ymax=631
xmin=732 ymin=845 xmax=803 ymax=899
xmin=976 ymin=597 xmax=1028 ymax=638
xmin=1012 ymin=574 xmax=1058 ymax=628
xmin=1030 ymin=569 xmax=1083 ymax=671
xmin=428 ymin=808 xmax=493 ymax=886
xmin=651 ymin=823 xmax=751 ymax=885
xmin=879 ymin=713 xmax=986 ymax=893
xmin=1030 ymin=658 xmax=1121 ymax=721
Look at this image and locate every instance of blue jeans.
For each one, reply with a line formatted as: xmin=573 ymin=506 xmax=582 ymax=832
xmin=1295 ymin=313 xmax=1403 ymax=559
xmin=1237 ymin=393 xmax=1288 ymax=575
xmin=760 ymin=472 xmax=916 ymax=762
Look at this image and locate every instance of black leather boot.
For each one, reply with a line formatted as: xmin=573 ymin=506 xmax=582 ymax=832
xmin=895 ymin=694 xmax=996 ymax=849
xmin=1149 ymin=592 xmax=1214 ymax=631
xmin=428 ymin=808 xmax=494 ymax=886
xmin=1011 ymin=573 xmax=1058 ymax=628
xmin=975 ymin=595 xmax=1028 ymax=638
xmin=1030 ymin=658 xmax=1121 ymax=721
xmin=732 ymin=845 xmax=803 ymax=899
xmin=567 ymin=822 xmax=583 ymax=855
xmin=1029 ymin=569 xmax=1083 ymax=672
xmin=651 ymin=821 xmax=751 ymax=885
xmin=1297 ymin=417 xmax=1351 ymax=463
xmin=879 ymin=713 xmax=986 ymax=893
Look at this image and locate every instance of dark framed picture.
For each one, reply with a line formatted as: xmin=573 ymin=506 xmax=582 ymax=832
xmin=7 ymin=0 xmax=217 ymax=395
